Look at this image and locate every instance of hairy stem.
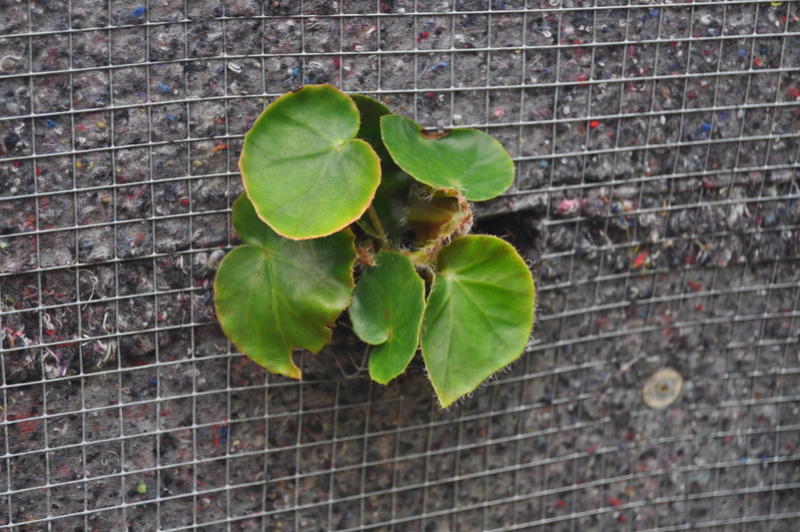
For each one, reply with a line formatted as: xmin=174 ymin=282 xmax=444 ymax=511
xmin=367 ymin=205 xmax=390 ymax=249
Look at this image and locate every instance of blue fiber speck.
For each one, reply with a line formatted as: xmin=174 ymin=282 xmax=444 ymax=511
xmin=130 ymin=6 xmax=145 ymax=18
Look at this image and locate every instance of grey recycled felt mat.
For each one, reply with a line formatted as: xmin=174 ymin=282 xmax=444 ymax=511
xmin=1 ymin=1 xmax=799 ymax=530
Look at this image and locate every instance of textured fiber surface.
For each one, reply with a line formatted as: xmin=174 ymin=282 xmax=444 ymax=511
xmin=1 ymin=1 xmax=799 ymax=530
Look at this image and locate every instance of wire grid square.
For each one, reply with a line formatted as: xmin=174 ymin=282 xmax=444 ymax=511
xmin=1 ymin=0 xmax=800 ymax=530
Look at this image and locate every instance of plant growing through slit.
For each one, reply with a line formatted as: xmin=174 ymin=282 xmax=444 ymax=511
xmin=214 ymin=84 xmax=535 ymax=407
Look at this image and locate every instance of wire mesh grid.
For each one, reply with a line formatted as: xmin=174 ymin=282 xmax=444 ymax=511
xmin=0 ymin=0 xmax=799 ymax=530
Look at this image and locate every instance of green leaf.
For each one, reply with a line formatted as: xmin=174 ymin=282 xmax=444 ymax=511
xmin=351 ymin=94 xmax=393 ymax=163
xmin=239 ymin=84 xmax=381 ymax=240
xmin=350 ymin=251 xmax=426 ymax=384
xmin=380 ymin=114 xmax=515 ymax=201
xmin=214 ymin=194 xmax=357 ymax=378
xmin=421 ymin=235 xmax=535 ymax=407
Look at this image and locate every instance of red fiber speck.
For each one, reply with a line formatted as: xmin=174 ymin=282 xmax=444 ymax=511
xmin=632 ymin=250 xmax=649 ymax=269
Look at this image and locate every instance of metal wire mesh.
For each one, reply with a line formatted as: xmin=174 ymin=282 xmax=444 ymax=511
xmin=1 ymin=0 xmax=799 ymax=530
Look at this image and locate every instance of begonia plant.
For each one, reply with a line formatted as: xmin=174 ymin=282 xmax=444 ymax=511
xmin=214 ymin=84 xmax=535 ymax=407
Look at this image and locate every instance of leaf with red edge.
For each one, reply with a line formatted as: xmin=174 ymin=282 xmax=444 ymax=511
xmin=214 ymin=194 xmax=357 ymax=378
xmin=350 ymin=251 xmax=425 ymax=384
xmin=421 ymin=235 xmax=535 ymax=407
xmin=381 ymin=114 xmax=515 ymax=201
xmin=239 ymin=84 xmax=381 ymax=240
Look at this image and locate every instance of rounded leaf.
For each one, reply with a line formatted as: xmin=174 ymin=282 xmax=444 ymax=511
xmin=350 ymin=251 xmax=425 ymax=384
xmin=239 ymin=84 xmax=381 ymax=240
xmin=421 ymin=235 xmax=535 ymax=407
xmin=214 ymin=194 xmax=357 ymax=378
xmin=380 ymin=114 xmax=515 ymax=201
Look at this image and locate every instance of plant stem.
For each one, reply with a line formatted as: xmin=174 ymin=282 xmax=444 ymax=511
xmin=367 ymin=205 xmax=390 ymax=249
